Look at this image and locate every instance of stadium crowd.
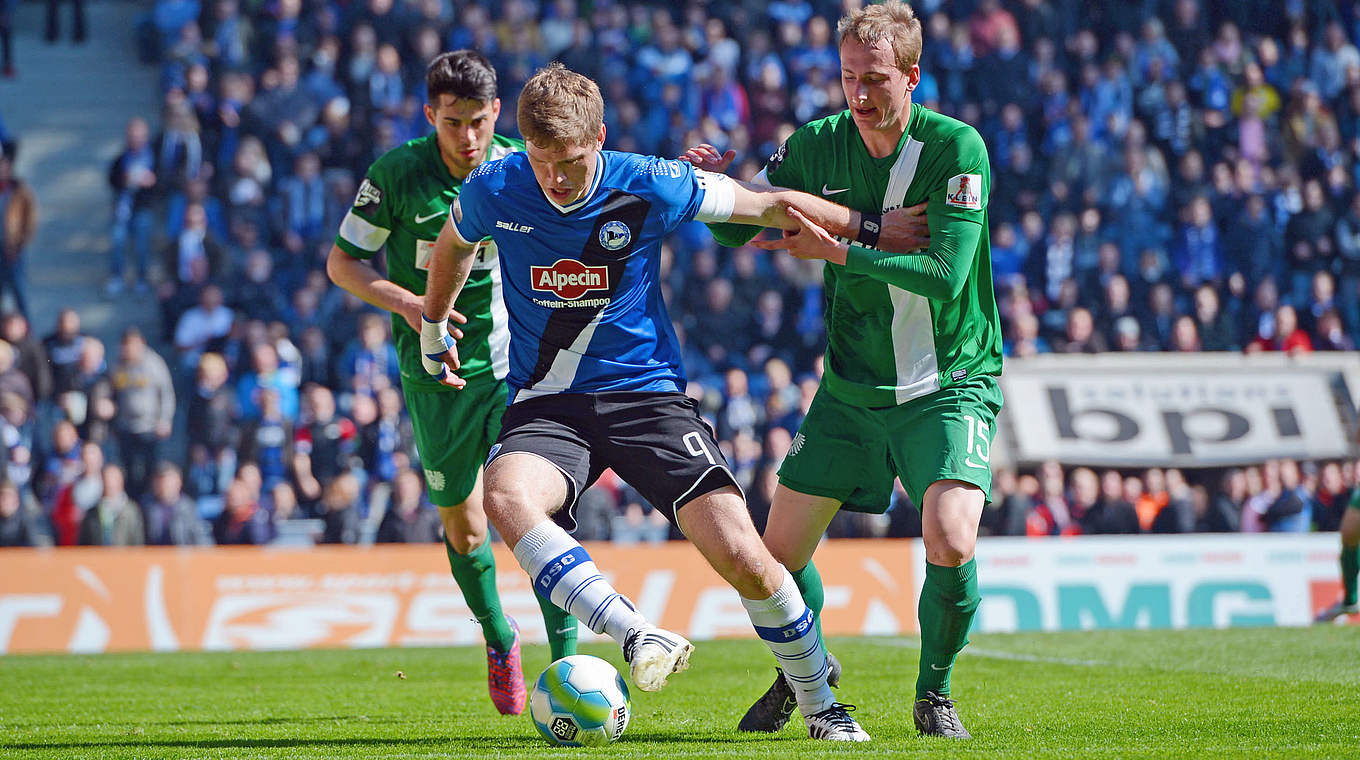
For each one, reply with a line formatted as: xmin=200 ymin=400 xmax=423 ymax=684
xmin=1 ymin=0 xmax=1359 ymax=548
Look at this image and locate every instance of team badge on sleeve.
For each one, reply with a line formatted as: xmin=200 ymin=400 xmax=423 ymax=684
xmin=945 ymin=174 xmax=982 ymax=210
xmin=354 ymin=178 xmax=383 ymax=209
xmin=767 ymin=140 xmax=788 ymax=172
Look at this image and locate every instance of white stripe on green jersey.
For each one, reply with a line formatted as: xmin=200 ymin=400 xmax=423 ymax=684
xmin=711 ymin=105 xmax=1002 ymax=408
xmin=336 ymin=133 xmax=520 ymax=391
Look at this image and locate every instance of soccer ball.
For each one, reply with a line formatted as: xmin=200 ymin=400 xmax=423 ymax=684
xmin=529 ymin=655 xmax=631 ymax=746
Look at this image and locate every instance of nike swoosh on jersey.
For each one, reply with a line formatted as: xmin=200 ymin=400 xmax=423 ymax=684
xmin=414 ymin=209 xmax=446 ymax=224
xmin=822 ymin=184 xmax=850 ymax=195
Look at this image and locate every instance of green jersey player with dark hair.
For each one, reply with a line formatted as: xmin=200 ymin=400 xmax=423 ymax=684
xmin=684 ymin=0 xmax=1001 ymax=739
xmin=326 ymin=49 xmax=578 ymax=716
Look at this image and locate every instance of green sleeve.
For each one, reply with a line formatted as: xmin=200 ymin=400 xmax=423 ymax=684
xmin=335 ymin=159 xmax=398 ymax=259
xmin=705 ymin=134 xmax=806 ymax=247
xmin=843 ymin=216 xmax=982 ymax=302
xmin=844 ymin=125 xmax=990 ymax=300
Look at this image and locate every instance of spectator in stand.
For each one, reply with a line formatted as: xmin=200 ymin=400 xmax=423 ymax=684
xmin=1029 ymin=460 xmax=1072 ymax=536
xmin=337 ymin=313 xmax=399 ymax=402
xmin=318 ymin=471 xmax=360 ymax=544
xmin=1082 ymin=469 xmax=1142 ymax=534
xmin=1173 ymin=196 xmax=1222 ymax=289
xmin=292 ymin=383 xmax=356 ymax=493
xmin=143 ymin=462 xmax=211 ymax=545
xmin=1264 ymin=459 xmax=1315 ymax=533
xmin=185 ymin=352 xmax=236 ymax=470
xmin=1314 ymin=309 xmax=1355 ymax=350
xmin=0 ymin=481 xmax=36 ymax=546
xmin=376 ymin=467 xmax=440 ymax=543
xmin=236 ymin=341 xmax=299 ymax=421
xmin=1151 ymin=469 xmax=1196 ymax=533
xmin=1055 ymin=306 xmax=1108 ymax=353
xmin=1248 ymin=304 xmax=1314 ymax=353
xmin=37 ymin=418 xmax=80 ymax=503
xmin=43 ymin=309 xmax=86 ymax=397
xmin=77 ymin=464 xmax=144 ymax=546
xmin=0 ymin=152 xmax=37 ymax=317
xmin=0 ymin=340 xmax=32 ymax=417
xmin=111 ymin=327 xmax=175 ymax=501
xmin=173 ymin=284 xmax=234 ymax=373
xmin=1202 ymin=469 xmax=1245 ymax=533
xmin=1192 ymin=284 xmax=1237 ymax=351
xmin=213 ymin=477 xmax=273 ymax=545
xmin=62 ymin=337 xmax=114 ymax=446
xmin=107 ymin=117 xmax=158 ymax=295
xmin=239 ymin=387 xmax=292 ymax=491
xmin=2 ymin=313 xmax=50 ymax=407
xmin=1168 ymin=315 xmax=1202 ymax=352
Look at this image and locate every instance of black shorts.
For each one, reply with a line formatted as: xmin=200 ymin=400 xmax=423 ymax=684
xmin=488 ymin=391 xmax=741 ymax=529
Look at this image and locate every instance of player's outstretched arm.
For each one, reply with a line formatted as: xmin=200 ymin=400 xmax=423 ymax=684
xmin=326 ymin=245 xmax=466 ymax=338
xmin=724 ymin=180 xmax=931 ymax=254
xmin=419 ymin=218 xmax=480 ymax=388
xmin=752 ymin=207 xmax=981 ymax=302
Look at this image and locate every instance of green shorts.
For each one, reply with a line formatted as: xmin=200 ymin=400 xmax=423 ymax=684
xmin=402 ymin=378 xmax=508 ymax=507
xmin=778 ymin=376 xmax=1003 ymax=513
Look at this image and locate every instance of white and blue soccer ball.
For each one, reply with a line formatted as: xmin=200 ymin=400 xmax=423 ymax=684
xmin=529 ymin=655 xmax=631 ymax=746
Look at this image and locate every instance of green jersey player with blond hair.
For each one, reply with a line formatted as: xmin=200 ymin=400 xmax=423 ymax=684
xmin=326 ymin=50 xmax=578 ymax=716
xmin=684 ymin=0 xmax=1001 ymax=739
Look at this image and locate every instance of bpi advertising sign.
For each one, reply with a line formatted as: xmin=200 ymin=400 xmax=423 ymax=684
xmin=1003 ymin=365 xmax=1354 ymax=466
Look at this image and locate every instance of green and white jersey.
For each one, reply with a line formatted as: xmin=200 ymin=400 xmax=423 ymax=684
xmin=335 ymin=133 xmax=521 ymax=392
xmin=713 ymin=104 xmax=1002 ymax=408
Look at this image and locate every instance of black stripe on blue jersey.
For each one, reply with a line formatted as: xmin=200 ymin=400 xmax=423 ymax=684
xmin=524 ymin=190 xmax=652 ymax=390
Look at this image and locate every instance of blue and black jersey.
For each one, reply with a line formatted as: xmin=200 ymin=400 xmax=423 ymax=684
xmin=450 ymin=150 xmax=734 ymax=401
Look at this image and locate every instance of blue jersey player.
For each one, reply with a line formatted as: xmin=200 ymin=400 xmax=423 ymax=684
xmin=419 ymin=64 xmax=921 ymax=742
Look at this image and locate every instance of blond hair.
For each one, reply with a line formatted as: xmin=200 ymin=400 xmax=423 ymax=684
xmin=837 ymin=1 xmax=923 ymax=72
xmin=517 ymin=62 xmax=605 ymax=147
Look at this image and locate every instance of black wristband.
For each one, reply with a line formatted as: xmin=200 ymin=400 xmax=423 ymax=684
xmin=856 ymin=212 xmax=882 ymax=248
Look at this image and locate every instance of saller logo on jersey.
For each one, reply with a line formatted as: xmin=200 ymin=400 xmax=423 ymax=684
xmin=531 ymin=259 xmax=609 ymax=300
xmin=945 ymin=173 xmax=982 ymax=210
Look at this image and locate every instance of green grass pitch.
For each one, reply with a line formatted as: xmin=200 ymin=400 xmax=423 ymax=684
xmin=4 ymin=627 xmax=1358 ymax=759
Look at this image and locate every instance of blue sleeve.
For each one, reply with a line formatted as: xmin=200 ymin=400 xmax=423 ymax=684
xmin=451 ymin=170 xmax=492 ymax=244
xmin=639 ymin=156 xmax=706 ymax=234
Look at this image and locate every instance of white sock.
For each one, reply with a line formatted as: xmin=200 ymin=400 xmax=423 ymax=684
xmin=512 ymin=520 xmax=648 ymax=644
xmin=741 ymin=566 xmax=835 ymax=715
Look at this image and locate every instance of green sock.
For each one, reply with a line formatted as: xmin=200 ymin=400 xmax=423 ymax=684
xmin=792 ymin=561 xmax=825 ymax=647
xmin=445 ymin=535 xmax=516 ymax=652
xmin=1343 ymin=546 xmax=1358 ymax=606
xmin=536 ymin=591 xmax=579 ymax=661
xmin=916 ymin=559 xmax=981 ymax=699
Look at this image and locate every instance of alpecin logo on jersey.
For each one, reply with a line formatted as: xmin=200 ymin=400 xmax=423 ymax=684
xmin=599 ymin=220 xmax=631 ymax=251
xmin=531 ymin=258 xmax=609 ymax=300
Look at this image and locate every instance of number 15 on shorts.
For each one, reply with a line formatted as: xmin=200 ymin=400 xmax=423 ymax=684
xmin=963 ymin=414 xmax=990 ymax=470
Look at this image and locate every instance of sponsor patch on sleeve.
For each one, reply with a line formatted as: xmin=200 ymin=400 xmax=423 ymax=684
xmin=944 ymin=173 xmax=982 ymax=210
xmin=354 ymin=178 xmax=382 ymax=209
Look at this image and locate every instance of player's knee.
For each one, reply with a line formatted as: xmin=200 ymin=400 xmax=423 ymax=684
xmin=443 ymin=523 xmax=487 ymax=554
xmin=437 ymin=504 xmax=488 ymax=553
xmin=925 ymin=535 xmax=976 ymax=567
xmin=713 ymin=546 xmax=779 ymax=599
xmin=482 ymin=480 xmax=530 ymax=522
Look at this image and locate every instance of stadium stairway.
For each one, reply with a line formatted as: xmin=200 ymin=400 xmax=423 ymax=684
xmin=0 ymin=0 xmax=160 ymax=344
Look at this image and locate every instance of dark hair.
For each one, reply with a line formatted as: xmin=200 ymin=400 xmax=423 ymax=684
xmin=426 ymin=49 xmax=498 ymax=105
